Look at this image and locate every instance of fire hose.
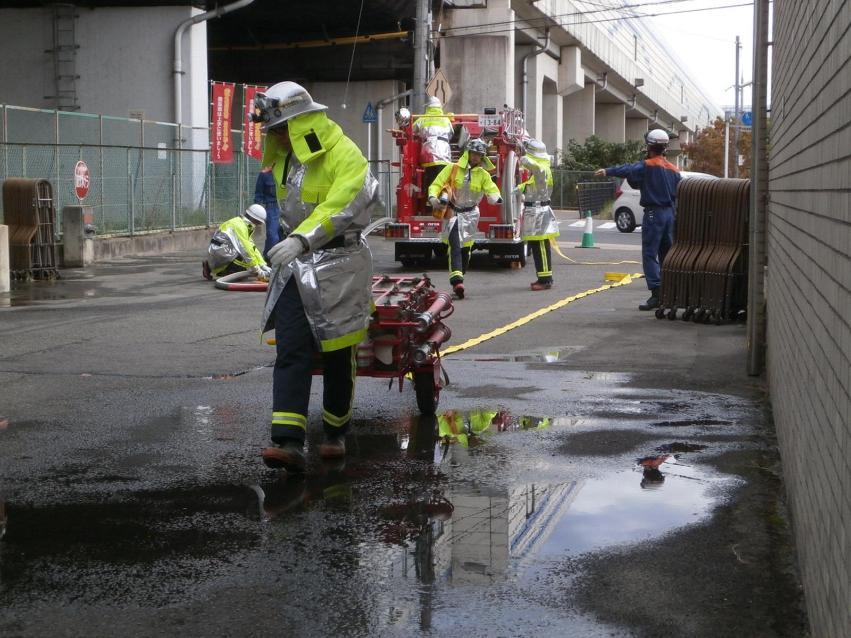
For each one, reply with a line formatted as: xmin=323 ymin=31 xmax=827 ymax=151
xmin=214 ymin=270 xmax=269 ymax=292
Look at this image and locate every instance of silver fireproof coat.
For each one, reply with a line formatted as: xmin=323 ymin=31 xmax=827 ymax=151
xmin=261 ymin=160 xmax=382 ymax=353
xmin=519 ymin=156 xmax=559 ymax=240
xmin=428 ymin=151 xmax=501 ymax=247
xmin=412 ymin=106 xmax=453 ymax=166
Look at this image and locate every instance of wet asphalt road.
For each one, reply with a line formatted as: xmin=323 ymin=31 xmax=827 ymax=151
xmin=0 ymin=219 xmax=808 ymax=637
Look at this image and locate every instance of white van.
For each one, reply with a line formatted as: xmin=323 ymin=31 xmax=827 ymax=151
xmin=612 ymin=171 xmax=719 ymax=232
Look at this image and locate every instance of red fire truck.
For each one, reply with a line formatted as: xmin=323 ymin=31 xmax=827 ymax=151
xmin=384 ymin=108 xmax=527 ymax=268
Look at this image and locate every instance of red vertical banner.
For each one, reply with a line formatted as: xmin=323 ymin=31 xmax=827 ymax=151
xmin=211 ymin=81 xmax=235 ymax=164
xmin=244 ymin=85 xmax=267 ymax=160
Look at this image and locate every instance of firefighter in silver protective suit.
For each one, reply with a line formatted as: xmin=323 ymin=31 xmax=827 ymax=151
xmin=427 ymin=138 xmax=502 ymax=299
xmin=412 ymin=95 xmax=453 ymax=199
xmin=252 ymin=81 xmax=382 ymax=472
xmin=202 ymin=204 xmax=271 ymax=281
xmin=518 ymin=138 xmax=559 ymax=290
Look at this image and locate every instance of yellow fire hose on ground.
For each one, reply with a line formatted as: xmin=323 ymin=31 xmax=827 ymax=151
xmin=548 ymin=237 xmax=641 ymax=267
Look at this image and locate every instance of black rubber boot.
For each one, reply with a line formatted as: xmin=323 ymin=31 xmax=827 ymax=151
xmin=319 ymin=434 xmax=346 ymax=459
xmin=639 ymin=287 xmax=660 ymax=311
xmin=261 ymin=439 xmax=306 ymax=472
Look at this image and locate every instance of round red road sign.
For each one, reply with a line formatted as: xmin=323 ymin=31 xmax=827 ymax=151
xmin=74 ymin=160 xmax=90 ymax=200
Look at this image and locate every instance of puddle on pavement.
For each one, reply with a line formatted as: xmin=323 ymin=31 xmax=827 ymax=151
xmin=469 ymin=347 xmax=584 ymax=363
xmin=0 ymin=411 xmax=731 ymax=631
xmin=652 ymin=418 xmax=733 ymax=427
xmin=3 ymin=280 xmax=106 ymax=306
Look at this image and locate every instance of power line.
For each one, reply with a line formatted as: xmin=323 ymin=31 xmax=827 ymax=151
xmin=437 ymin=0 xmax=716 ymax=35
xmin=435 ymin=2 xmax=755 ymax=39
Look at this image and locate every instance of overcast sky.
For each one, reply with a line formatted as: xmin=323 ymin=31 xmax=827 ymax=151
xmin=647 ymin=0 xmax=755 ymax=111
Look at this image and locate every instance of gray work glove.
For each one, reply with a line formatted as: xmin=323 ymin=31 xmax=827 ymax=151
xmin=428 ymin=196 xmax=442 ymax=209
xmin=258 ymin=264 xmax=272 ymax=279
xmin=267 ymin=236 xmax=305 ymax=267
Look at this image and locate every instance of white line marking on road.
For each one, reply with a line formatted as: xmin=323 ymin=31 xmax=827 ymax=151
xmin=569 ymin=220 xmax=585 ymax=227
xmin=599 ymin=222 xmax=616 ymax=229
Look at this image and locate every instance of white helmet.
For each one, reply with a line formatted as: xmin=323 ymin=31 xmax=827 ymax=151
xmin=251 ymin=81 xmax=327 ymax=132
xmin=425 ymin=95 xmax=442 ymax=109
xmin=466 ymin=138 xmax=489 ymax=155
xmin=244 ymin=204 xmax=267 ymax=224
xmin=523 ymin=138 xmax=549 ymax=159
xmin=645 ymin=128 xmax=670 ymax=147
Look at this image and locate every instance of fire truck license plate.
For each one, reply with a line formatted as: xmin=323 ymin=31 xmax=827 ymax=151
xmin=478 ymin=114 xmax=502 ymax=127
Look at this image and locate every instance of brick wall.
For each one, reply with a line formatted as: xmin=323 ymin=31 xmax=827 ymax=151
xmin=768 ymin=1 xmax=851 ymax=636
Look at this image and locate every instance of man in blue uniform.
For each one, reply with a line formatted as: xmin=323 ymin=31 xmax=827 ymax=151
xmin=595 ymin=129 xmax=681 ymax=310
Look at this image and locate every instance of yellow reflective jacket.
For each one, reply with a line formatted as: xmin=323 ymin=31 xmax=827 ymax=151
xmin=260 ymin=110 xmax=380 ymax=352
xmin=216 ymin=216 xmax=265 ymax=272
xmin=427 ymin=150 xmax=500 ymax=206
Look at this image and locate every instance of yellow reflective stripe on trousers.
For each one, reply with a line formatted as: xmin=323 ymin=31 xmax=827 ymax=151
xmin=323 ymin=347 xmax=356 ymax=428
xmin=538 ymin=242 xmax=551 ymax=277
xmin=323 ymin=408 xmax=351 ymax=427
xmin=272 ymin=411 xmax=307 ymax=429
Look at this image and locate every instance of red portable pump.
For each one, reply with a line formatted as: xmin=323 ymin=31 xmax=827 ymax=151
xmin=268 ymin=274 xmax=453 ymax=414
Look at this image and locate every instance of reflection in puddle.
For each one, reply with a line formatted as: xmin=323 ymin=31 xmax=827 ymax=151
xmin=385 ymin=455 xmax=723 ymax=589
xmin=431 ymin=408 xmax=577 ymax=450
xmin=471 ymin=347 xmax=582 ymax=363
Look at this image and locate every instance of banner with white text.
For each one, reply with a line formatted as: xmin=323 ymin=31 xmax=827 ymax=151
xmin=243 ymin=85 xmax=267 ymax=161
xmin=211 ymin=81 xmax=235 ymax=164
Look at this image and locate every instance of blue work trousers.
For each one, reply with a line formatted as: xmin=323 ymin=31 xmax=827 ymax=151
xmin=641 ymin=206 xmax=674 ymax=290
xmin=254 ymin=171 xmax=283 ymax=258
xmin=263 ymin=207 xmax=282 ymax=258
xmin=272 ymin=278 xmax=355 ymax=444
xmin=447 ymin=220 xmax=470 ymax=285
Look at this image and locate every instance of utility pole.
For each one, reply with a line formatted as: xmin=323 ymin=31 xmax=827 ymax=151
xmin=747 ymin=0 xmax=769 ymax=375
xmin=412 ymin=0 xmax=430 ymax=113
xmin=733 ymin=35 xmax=741 ymax=177
xmin=724 ymin=120 xmax=730 ymax=178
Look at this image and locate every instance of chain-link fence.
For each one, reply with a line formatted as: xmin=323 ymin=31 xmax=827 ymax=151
xmin=0 ymin=105 xmax=395 ymax=237
xmin=550 ymin=170 xmax=616 ymax=210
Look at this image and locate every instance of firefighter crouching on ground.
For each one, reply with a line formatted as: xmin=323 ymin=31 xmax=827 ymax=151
xmin=412 ymin=96 xmax=453 ymax=200
xmin=518 ymin=138 xmax=559 ymax=291
xmin=427 ymin=138 xmax=501 ymax=299
xmin=594 ymin=129 xmax=681 ymax=310
xmin=253 ymin=81 xmax=382 ymax=472
xmin=202 ymin=204 xmax=271 ymax=281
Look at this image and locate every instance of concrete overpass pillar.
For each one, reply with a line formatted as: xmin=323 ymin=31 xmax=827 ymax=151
xmin=441 ymin=0 xmax=514 ymax=113
xmin=626 ymin=118 xmax=649 ymax=142
xmin=596 ymin=103 xmax=625 ymax=142
xmin=558 ymin=46 xmax=583 ymax=96
xmin=542 ymin=78 xmax=562 ymax=156
xmin=526 ymin=53 xmax=561 ymax=153
xmin=563 ymin=83 xmax=594 ymax=144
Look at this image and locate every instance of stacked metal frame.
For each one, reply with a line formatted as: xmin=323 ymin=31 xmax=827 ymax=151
xmin=2 ymin=178 xmax=60 ymax=280
xmin=657 ymin=178 xmax=750 ymax=323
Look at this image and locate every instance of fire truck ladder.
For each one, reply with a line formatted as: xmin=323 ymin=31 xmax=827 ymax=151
xmin=44 ymin=3 xmax=80 ymax=111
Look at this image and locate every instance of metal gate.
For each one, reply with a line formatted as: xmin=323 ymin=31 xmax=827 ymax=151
xmin=657 ymin=178 xmax=750 ymax=323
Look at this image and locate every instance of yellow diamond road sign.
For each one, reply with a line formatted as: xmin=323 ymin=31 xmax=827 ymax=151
xmin=426 ymin=69 xmax=453 ymax=106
